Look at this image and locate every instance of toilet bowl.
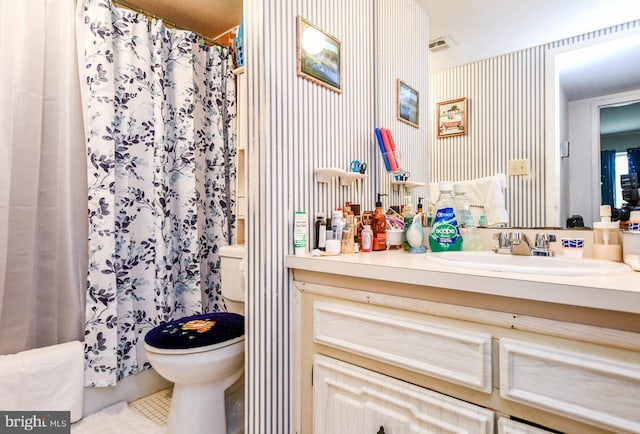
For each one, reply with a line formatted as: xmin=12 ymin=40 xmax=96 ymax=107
xmin=144 ymin=245 xmax=247 ymax=434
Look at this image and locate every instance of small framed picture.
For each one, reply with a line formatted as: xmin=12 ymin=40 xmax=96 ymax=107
xmin=296 ymin=16 xmax=341 ymax=93
xmin=437 ymin=97 xmax=468 ymax=138
xmin=396 ymin=79 xmax=419 ymax=128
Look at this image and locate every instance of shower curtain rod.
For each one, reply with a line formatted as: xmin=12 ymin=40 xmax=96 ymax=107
xmin=111 ymin=0 xmax=230 ymax=48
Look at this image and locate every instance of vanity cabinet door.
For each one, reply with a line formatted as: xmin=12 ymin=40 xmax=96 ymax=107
xmin=499 ymin=337 xmax=640 ymax=433
xmin=313 ymin=354 xmax=494 ymax=434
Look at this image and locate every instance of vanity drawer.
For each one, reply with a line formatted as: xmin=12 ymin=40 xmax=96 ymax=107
xmin=499 ymin=337 xmax=640 ymax=433
xmin=314 ymin=354 xmax=494 ymax=434
xmin=313 ymin=300 xmax=493 ymax=392
xmin=498 ymin=417 xmax=555 ymax=434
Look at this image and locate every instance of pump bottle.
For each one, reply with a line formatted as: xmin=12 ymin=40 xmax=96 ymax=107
xmin=372 ymin=193 xmax=388 ymax=251
xmin=402 ymin=196 xmax=415 ymax=251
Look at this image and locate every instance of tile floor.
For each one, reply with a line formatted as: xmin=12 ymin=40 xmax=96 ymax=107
xmin=128 ymin=387 xmax=172 ymax=427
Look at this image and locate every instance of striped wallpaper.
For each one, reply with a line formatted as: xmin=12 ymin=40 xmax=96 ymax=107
xmin=429 ymin=47 xmax=546 ymax=228
xmin=243 ymin=0 xmax=429 ymax=432
xmin=375 ymin=0 xmax=430 ymax=206
xmin=243 ymin=0 xmax=637 ymax=431
xmin=429 ymin=19 xmax=640 ymax=228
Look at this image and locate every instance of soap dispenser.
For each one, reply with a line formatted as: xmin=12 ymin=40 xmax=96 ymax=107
xmin=406 ymin=213 xmax=427 ymax=253
xmin=372 ymin=193 xmax=388 ymax=251
xmin=402 ymin=196 xmax=415 ymax=251
xmin=593 ymin=205 xmax=622 ymax=261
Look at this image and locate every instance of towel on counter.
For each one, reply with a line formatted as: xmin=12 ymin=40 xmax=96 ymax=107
xmin=0 ymin=340 xmax=84 ymax=422
xmin=430 ymin=174 xmax=509 ymax=227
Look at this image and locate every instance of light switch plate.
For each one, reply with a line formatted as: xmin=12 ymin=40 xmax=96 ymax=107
xmin=509 ymin=159 xmax=529 ymax=176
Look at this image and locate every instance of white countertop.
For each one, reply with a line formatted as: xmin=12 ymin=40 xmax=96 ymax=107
xmin=285 ymin=250 xmax=640 ymax=314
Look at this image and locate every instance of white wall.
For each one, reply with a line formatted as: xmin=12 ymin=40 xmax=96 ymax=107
xmin=243 ymin=1 xmax=429 ymax=432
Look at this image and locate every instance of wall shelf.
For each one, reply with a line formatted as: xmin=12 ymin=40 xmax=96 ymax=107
xmin=391 ymin=180 xmax=426 ymax=192
xmin=315 ymin=168 xmax=367 ymax=186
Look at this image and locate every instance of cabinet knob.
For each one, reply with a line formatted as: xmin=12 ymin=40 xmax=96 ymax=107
xmin=377 ymin=426 xmax=385 ymax=434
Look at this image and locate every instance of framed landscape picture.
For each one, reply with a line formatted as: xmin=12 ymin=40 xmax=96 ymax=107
xmin=296 ymin=16 xmax=342 ymax=93
xmin=396 ymin=79 xmax=419 ymax=128
xmin=437 ymin=97 xmax=468 ymax=138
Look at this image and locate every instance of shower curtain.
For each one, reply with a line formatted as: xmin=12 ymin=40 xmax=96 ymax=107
xmin=0 ymin=0 xmax=87 ymax=355
xmin=78 ymin=0 xmax=237 ymax=386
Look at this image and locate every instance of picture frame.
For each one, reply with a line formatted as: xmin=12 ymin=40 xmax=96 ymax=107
xmin=396 ymin=79 xmax=419 ymax=128
xmin=437 ymin=97 xmax=468 ymax=138
xmin=296 ymin=16 xmax=342 ymax=94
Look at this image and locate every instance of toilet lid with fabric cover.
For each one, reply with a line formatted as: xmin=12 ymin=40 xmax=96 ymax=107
xmin=144 ymin=312 xmax=244 ymax=350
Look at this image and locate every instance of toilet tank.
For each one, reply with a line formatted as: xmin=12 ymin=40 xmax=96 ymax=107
xmin=219 ymin=244 xmax=246 ymax=314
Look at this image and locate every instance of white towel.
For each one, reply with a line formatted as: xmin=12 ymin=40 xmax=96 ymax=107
xmin=430 ymin=174 xmax=509 ymax=227
xmin=0 ymin=340 xmax=84 ymax=422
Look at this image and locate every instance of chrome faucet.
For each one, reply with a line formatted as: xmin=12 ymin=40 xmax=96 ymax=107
xmin=493 ymin=231 xmax=556 ymax=256
xmin=532 ymin=233 xmax=556 ymax=256
xmin=493 ymin=232 xmax=513 ymax=254
xmin=509 ymin=232 xmax=534 ymax=256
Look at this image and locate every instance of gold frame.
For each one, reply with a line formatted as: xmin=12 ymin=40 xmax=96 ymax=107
xmin=296 ymin=16 xmax=342 ymax=94
xmin=437 ymin=97 xmax=468 ymax=138
xmin=396 ymin=79 xmax=419 ymax=128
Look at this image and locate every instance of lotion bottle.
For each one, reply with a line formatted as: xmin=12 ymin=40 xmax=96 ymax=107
xmin=360 ymin=224 xmax=373 ymax=252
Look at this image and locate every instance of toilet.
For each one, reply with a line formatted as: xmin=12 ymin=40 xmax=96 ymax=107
xmin=144 ymin=244 xmax=246 ymax=434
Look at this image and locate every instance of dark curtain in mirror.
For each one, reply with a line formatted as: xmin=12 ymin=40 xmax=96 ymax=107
xmin=628 ymin=147 xmax=640 ymax=176
xmin=601 ymin=150 xmax=616 ymax=208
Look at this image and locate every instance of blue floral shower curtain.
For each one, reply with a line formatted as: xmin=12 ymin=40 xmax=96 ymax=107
xmin=78 ymin=0 xmax=236 ymax=386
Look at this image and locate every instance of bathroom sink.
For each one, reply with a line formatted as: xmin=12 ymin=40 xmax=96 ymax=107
xmin=425 ymin=251 xmax=631 ymax=276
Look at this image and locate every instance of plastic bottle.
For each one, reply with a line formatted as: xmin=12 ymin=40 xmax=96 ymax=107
xmin=417 ymin=197 xmax=428 ymax=249
xmin=462 ymin=215 xmax=483 ymax=251
xmin=331 ymin=208 xmax=345 ymax=240
xmin=294 ymin=211 xmax=308 ymax=256
xmin=360 ymin=224 xmax=373 ymax=252
xmin=314 ymin=213 xmax=326 ymax=251
xmin=453 ymin=184 xmax=471 ymax=227
xmin=372 ymin=193 xmax=388 ymax=251
xmin=417 ymin=197 xmax=426 ymax=227
xmin=429 ymin=181 xmax=463 ymax=252
xmin=341 ymin=214 xmax=355 ymax=254
xmin=426 ymin=200 xmax=434 ymax=227
xmin=402 ymin=196 xmax=415 ymax=251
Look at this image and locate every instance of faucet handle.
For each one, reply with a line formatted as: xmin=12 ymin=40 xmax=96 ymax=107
xmin=493 ymin=232 xmax=510 ymax=247
xmin=535 ymin=233 xmax=556 ymax=248
xmin=493 ymin=232 xmax=513 ymax=254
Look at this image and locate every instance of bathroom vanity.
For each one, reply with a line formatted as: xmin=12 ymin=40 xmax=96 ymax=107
xmin=286 ymin=251 xmax=640 ymax=433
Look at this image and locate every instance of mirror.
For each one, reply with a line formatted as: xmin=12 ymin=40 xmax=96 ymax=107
xmin=546 ymin=30 xmax=640 ymax=227
xmin=424 ymin=0 xmax=640 ymax=227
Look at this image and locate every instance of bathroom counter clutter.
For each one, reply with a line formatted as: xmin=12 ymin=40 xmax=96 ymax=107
xmin=285 ymin=250 xmax=640 ymax=316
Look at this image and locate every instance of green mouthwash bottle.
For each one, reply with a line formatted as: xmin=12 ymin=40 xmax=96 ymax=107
xmin=429 ymin=181 xmax=463 ymax=252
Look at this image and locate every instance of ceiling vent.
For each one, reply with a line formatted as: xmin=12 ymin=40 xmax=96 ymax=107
xmin=429 ymin=36 xmax=454 ymax=51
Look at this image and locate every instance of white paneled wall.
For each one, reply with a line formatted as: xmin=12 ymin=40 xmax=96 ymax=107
xmin=429 ymin=19 xmax=640 ymax=228
xmin=243 ymin=0 xmax=429 ymax=432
